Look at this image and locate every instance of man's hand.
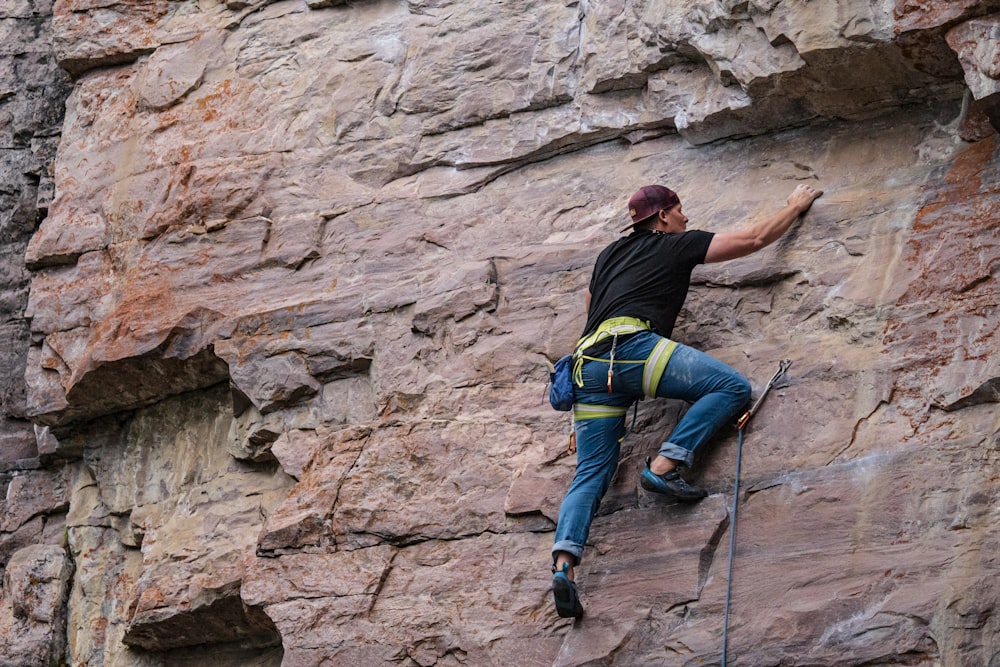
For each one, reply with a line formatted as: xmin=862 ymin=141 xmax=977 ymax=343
xmin=704 ymin=182 xmax=825 ymax=264
xmin=787 ymin=183 xmax=823 ymax=215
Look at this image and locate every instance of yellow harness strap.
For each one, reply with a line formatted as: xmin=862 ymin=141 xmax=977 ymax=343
xmin=642 ymin=338 xmax=677 ymax=398
xmin=574 ymin=317 xmax=651 ymax=355
xmin=573 ymin=403 xmax=629 ymax=420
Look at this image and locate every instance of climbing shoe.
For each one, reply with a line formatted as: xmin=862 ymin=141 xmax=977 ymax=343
xmin=552 ymin=562 xmax=584 ymax=618
xmin=640 ymin=457 xmax=708 ymax=502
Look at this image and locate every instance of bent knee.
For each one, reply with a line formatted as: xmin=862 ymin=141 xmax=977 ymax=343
xmin=732 ymin=374 xmax=751 ymax=404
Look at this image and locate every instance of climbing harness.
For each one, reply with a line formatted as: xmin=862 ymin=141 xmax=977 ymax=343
xmin=721 ymin=359 xmax=792 ymax=667
xmin=571 ymin=317 xmax=678 ymax=404
xmin=548 ymin=316 xmax=683 ymax=455
xmin=569 ymin=317 xmax=676 ymax=447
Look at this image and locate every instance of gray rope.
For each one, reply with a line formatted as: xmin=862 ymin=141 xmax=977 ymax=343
xmin=722 ymin=360 xmax=790 ymax=665
xmin=721 ymin=426 xmax=744 ymax=666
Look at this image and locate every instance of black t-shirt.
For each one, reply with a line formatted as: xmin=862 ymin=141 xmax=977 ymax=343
xmin=582 ymin=229 xmax=714 ymax=339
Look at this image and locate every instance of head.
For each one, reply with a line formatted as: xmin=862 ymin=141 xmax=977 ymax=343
xmin=622 ymin=185 xmax=687 ymax=234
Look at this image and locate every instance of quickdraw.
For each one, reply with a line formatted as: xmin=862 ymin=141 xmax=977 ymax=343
xmin=607 ymin=333 xmax=617 ymax=394
xmin=736 ymin=359 xmax=792 ymax=430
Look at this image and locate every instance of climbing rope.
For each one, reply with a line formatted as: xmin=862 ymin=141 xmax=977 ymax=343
xmin=721 ymin=360 xmax=791 ymax=666
xmin=721 ymin=427 xmax=744 ymax=667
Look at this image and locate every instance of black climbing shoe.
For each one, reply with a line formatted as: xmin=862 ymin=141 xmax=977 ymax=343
xmin=552 ymin=562 xmax=584 ymax=618
xmin=640 ymin=457 xmax=708 ymax=502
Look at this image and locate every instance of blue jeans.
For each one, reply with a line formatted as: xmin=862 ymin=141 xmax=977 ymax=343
xmin=551 ymin=331 xmax=751 ymax=564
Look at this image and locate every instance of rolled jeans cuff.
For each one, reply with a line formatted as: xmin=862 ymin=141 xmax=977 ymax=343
xmin=551 ymin=540 xmax=583 ymax=565
xmin=657 ymin=441 xmax=694 ymax=468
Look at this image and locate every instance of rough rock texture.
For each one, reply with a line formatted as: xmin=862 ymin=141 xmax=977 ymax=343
xmin=0 ymin=544 xmax=73 ymax=667
xmin=0 ymin=1 xmax=74 ymax=663
xmin=2 ymin=0 xmax=1000 ymax=665
xmin=947 ymin=13 xmax=1000 ymax=134
xmin=0 ymin=0 xmax=71 ymax=467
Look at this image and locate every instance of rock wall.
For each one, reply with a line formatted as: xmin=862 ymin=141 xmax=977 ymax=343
xmin=1 ymin=1 xmax=74 ymax=664
xmin=2 ymin=0 xmax=999 ymax=665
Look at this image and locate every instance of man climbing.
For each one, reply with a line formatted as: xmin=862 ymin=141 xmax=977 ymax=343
xmin=551 ymin=182 xmax=823 ymax=619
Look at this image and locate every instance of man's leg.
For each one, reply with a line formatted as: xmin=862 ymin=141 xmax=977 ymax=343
xmin=645 ymin=344 xmax=750 ymax=485
xmin=552 ymin=413 xmax=625 ymax=564
xmin=551 ymin=411 xmax=625 ymax=616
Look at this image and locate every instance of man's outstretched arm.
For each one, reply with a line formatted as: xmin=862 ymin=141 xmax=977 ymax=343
xmin=704 ymin=183 xmax=823 ymax=264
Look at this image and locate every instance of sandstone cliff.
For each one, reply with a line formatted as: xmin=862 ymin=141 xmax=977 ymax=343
xmin=2 ymin=0 xmax=999 ymax=665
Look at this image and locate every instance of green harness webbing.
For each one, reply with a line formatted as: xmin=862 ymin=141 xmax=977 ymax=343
xmin=574 ymin=316 xmax=652 ymax=353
